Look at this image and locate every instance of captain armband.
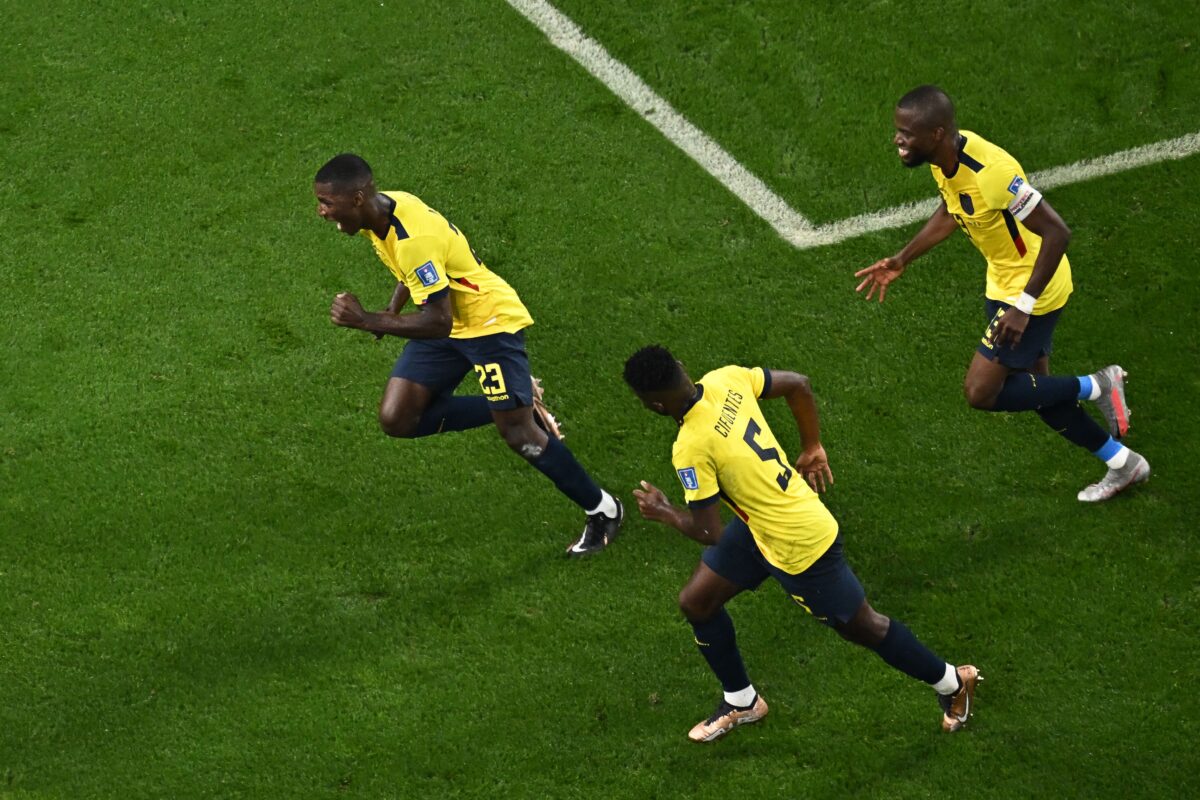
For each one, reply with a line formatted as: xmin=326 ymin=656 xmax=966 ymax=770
xmin=1006 ymin=177 xmax=1043 ymax=222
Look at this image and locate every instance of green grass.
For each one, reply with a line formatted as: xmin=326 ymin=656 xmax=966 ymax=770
xmin=2 ymin=1 xmax=1197 ymax=798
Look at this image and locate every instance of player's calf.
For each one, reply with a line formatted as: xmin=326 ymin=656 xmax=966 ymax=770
xmin=492 ymin=409 xmax=548 ymax=465
xmin=493 ymin=406 xmax=622 ymax=554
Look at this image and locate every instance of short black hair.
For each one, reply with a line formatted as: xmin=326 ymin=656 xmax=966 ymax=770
xmin=315 ymin=153 xmax=374 ymax=191
xmin=624 ymin=345 xmax=685 ymax=394
xmin=897 ymin=85 xmax=956 ymax=130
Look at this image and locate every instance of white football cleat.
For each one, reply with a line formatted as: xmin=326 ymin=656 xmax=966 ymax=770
xmin=1078 ymin=451 xmax=1150 ymax=502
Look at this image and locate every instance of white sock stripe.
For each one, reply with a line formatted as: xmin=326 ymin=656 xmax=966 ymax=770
xmin=506 ymin=1 xmax=1200 ymax=252
xmin=723 ymin=685 xmax=757 ymax=707
xmin=933 ymin=663 xmax=959 ymax=695
xmin=1106 ymin=446 xmax=1130 ymax=470
xmin=586 ymin=490 xmax=618 ymax=518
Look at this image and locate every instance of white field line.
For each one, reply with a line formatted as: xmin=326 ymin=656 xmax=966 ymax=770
xmin=507 ymin=0 xmax=1200 ymax=251
xmin=807 ymin=131 xmax=1200 ymax=248
xmin=504 ymin=0 xmax=816 ymax=244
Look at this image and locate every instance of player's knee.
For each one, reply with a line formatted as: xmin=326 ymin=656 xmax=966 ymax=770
xmin=378 ymin=407 xmax=420 ymax=438
xmin=835 ymin=602 xmax=888 ymax=647
xmin=678 ymin=587 xmax=718 ymax=623
xmin=963 ymin=380 xmax=998 ymax=410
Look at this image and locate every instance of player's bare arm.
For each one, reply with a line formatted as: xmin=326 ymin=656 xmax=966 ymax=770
xmin=992 ymin=200 xmax=1072 ymax=348
xmin=372 ymin=282 xmax=412 ymax=340
xmin=387 ymin=282 xmax=411 ymax=314
xmin=762 ymin=371 xmax=833 ymax=492
xmin=633 ymin=480 xmax=723 ymax=545
xmin=370 ymin=282 xmax=413 ymax=341
xmin=855 ymin=201 xmax=957 ymax=302
xmin=331 ymin=289 xmax=452 ymax=339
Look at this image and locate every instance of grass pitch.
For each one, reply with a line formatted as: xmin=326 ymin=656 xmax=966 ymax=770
xmin=2 ymin=2 xmax=1197 ymax=798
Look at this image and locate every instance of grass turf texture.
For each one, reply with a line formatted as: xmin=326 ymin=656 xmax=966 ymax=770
xmin=1 ymin=1 xmax=1197 ymax=798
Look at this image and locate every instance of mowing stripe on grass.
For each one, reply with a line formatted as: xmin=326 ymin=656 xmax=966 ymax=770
xmin=504 ymin=0 xmax=816 ymax=244
xmin=507 ymin=1 xmax=1200 ymax=251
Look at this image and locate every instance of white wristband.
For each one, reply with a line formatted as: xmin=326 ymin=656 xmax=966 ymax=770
xmin=1015 ymin=292 xmax=1037 ymax=314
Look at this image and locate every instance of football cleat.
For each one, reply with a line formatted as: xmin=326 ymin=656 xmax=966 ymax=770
xmin=1077 ymin=451 xmax=1151 ymax=502
xmin=1091 ymin=365 xmax=1131 ymax=438
xmin=565 ymin=497 xmax=623 ymax=557
xmin=531 ymin=376 xmax=563 ymax=440
xmin=688 ymin=694 xmax=769 ymax=743
xmin=939 ymin=665 xmax=981 ymax=733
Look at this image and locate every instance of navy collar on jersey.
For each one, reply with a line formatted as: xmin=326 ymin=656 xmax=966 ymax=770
xmin=679 ymin=383 xmax=705 ymax=423
xmin=945 ymin=134 xmax=984 ymax=178
xmin=380 ymin=194 xmax=410 ymax=240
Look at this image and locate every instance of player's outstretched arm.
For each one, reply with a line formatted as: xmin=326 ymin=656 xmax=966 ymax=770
xmin=854 ymin=200 xmax=956 ymax=302
xmin=633 ymin=481 xmax=723 ymax=545
xmin=763 ymin=371 xmax=833 ymax=492
xmin=331 ymin=289 xmax=452 ymax=339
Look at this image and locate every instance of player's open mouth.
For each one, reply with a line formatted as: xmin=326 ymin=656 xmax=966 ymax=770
xmin=337 ymin=222 xmax=345 ymax=231
xmin=898 ymin=147 xmax=911 ymax=159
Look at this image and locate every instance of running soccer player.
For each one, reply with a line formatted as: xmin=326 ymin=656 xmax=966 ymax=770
xmin=624 ymin=345 xmax=978 ymax=742
xmin=314 ymin=153 xmax=622 ymax=555
xmin=855 ymin=85 xmax=1148 ymax=502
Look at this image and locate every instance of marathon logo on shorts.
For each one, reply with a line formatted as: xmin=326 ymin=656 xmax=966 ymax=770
xmin=415 ymin=261 xmax=440 ymax=287
xmin=958 ymin=193 xmax=974 ymax=215
xmin=677 ymin=467 xmax=699 ymax=491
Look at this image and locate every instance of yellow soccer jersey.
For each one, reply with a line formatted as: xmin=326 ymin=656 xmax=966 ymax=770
xmin=672 ymin=366 xmax=838 ymax=575
xmin=932 ymin=130 xmax=1072 ymax=314
xmin=363 ymin=192 xmax=533 ymax=338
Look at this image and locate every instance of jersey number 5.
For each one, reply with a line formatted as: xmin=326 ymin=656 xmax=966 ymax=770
xmin=743 ymin=419 xmax=792 ymax=491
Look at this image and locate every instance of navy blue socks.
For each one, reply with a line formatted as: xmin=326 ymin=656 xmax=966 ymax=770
xmin=690 ymin=609 xmax=752 ymax=693
xmin=992 ymin=373 xmax=1080 ymax=412
xmin=991 ymin=372 xmax=1116 ymax=460
xmin=1035 ymin=401 xmax=1109 ymax=452
xmin=410 ymin=395 xmax=493 ymax=437
xmin=530 ymin=435 xmax=604 ymax=511
xmin=871 ymin=618 xmax=946 ymax=684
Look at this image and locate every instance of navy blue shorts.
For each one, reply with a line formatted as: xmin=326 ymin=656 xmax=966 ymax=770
xmin=390 ymin=331 xmax=533 ymax=410
xmin=977 ymin=299 xmax=1062 ymax=370
xmin=702 ymin=518 xmax=865 ymax=626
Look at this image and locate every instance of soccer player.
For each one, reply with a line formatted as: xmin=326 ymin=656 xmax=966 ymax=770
xmin=624 ymin=345 xmax=978 ymax=742
xmin=855 ymin=85 xmax=1149 ymax=502
xmin=314 ymin=153 xmax=622 ymax=555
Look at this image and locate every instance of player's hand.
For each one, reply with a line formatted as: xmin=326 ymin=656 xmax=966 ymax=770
xmin=854 ymin=256 xmax=906 ymax=303
xmin=994 ymin=308 xmax=1029 ymax=348
xmin=330 ymin=292 xmax=368 ymax=330
xmin=633 ymin=480 xmax=675 ymax=524
xmin=795 ymin=445 xmax=833 ymax=493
